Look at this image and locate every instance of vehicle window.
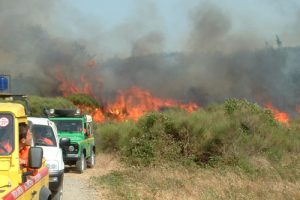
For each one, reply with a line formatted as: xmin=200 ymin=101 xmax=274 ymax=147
xmin=53 ymin=120 xmax=83 ymax=133
xmin=31 ymin=124 xmax=57 ymax=147
xmin=0 ymin=113 xmax=14 ymax=155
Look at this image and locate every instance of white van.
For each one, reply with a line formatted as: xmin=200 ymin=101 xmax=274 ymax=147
xmin=28 ymin=117 xmax=66 ymax=200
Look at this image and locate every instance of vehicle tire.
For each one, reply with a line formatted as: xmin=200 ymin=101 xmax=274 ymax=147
xmin=87 ymin=150 xmax=95 ymax=168
xmin=76 ymin=153 xmax=86 ymax=173
xmin=52 ymin=184 xmax=63 ymax=200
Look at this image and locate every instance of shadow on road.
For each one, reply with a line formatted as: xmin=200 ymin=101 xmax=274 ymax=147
xmin=64 ymin=166 xmax=81 ymax=174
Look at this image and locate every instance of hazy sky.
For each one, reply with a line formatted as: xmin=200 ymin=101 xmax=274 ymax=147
xmin=2 ymin=0 xmax=300 ymax=59
xmin=50 ymin=0 xmax=300 ymax=58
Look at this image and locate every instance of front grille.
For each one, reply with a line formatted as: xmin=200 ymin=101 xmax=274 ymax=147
xmin=63 ymin=143 xmax=79 ymax=154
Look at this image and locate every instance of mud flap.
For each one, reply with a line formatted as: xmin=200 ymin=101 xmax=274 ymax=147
xmin=39 ymin=186 xmax=51 ymax=200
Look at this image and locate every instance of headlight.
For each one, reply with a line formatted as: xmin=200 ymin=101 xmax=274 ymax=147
xmin=46 ymin=161 xmax=59 ymax=171
xmin=68 ymin=145 xmax=75 ymax=152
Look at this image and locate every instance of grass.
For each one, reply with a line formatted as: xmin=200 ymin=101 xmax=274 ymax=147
xmin=91 ymin=157 xmax=300 ymax=200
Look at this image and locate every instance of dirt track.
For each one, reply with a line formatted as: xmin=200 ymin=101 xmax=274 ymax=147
xmin=63 ymin=154 xmax=122 ymax=200
xmin=63 ymin=170 xmax=98 ymax=200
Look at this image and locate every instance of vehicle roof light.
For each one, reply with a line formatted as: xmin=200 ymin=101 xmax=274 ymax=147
xmin=0 ymin=75 xmax=9 ymax=92
xmin=76 ymin=109 xmax=81 ymax=115
xmin=49 ymin=109 xmax=55 ymax=114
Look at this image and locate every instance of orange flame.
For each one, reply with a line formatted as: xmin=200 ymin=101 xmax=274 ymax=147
xmin=104 ymin=86 xmax=199 ymax=121
xmin=55 ymin=65 xmax=96 ymax=97
xmin=265 ymin=102 xmax=289 ymax=124
xmin=74 ymin=86 xmax=199 ymax=122
xmin=55 ymin=66 xmax=199 ymax=122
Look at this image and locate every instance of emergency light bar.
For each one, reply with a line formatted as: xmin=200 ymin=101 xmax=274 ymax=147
xmin=0 ymin=75 xmax=10 ymax=93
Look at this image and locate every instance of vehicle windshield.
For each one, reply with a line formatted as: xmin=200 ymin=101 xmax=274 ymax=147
xmin=31 ymin=124 xmax=57 ymax=147
xmin=52 ymin=120 xmax=83 ymax=133
xmin=0 ymin=113 xmax=14 ymax=155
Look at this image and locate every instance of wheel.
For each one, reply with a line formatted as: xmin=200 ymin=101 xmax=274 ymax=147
xmin=76 ymin=153 xmax=86 ymax=173
xmin=51 ymin=184 xmax=63 ymax=200
xmin=87 ymin=150 xmax=95 ymax=168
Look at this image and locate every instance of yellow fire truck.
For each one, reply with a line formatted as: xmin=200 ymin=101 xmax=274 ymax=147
xmin=0 ymin=93 xmax=51 ymax=200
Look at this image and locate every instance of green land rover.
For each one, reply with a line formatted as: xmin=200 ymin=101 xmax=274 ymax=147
xmin=47 ymin=109 xmax=95 ymax=173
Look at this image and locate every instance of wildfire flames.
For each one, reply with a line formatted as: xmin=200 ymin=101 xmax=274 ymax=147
xmin=265 ymin=102 xmax=289 ymax=124
xmin=55 ymin=68 xmax=199 ymax=122
xmin=55 ymin=65 xmax=95 ymax=97
xmin=75 ymin=87 xmax=199 ymax=122
xmin=55 ymin=65 xmax=292 ymax=124
xmin=103 ymin=86 xmax=199 ymax=121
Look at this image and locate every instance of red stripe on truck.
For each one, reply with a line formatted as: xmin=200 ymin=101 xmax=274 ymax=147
xmin=2 ymin=167 xmax=48 ymax=200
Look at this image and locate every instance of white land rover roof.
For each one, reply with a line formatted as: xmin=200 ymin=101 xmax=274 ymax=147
xmin=28 ymin=117 xmax=52 ymax=126
xmin=28 ymin=117 xmax=58 ymax=140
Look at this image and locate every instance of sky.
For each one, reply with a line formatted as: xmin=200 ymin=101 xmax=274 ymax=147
xmin=52 ymin=0 xmax=300 ymax=58
xmin=2 ymin=0 xmax=300 ymax=59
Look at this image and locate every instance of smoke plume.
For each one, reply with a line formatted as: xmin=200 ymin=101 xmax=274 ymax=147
xmin=1 ymin=1 xmax=300 ymax=116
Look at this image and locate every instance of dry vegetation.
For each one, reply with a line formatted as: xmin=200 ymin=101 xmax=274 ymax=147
xmin=89 ymin=99 xmax=300 ymax=200
xmin=91 ymin=154 xmax=300 ymax=200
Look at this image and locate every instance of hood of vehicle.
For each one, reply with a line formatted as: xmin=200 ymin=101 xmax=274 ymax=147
xmin=39 ymin=146 xmax=60 ymax=160
xmin=58 ymin=133 xmax=83 ymax=142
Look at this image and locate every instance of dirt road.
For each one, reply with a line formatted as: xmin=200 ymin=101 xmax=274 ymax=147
xmin=62 ymin=154 xmax=122 ymax=200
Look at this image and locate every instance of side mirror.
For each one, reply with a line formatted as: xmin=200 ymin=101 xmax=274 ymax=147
xmin=60 ymin=137 xmax=70 ymax=148
xmin=28 ymin=147 xmax=43 ymax=169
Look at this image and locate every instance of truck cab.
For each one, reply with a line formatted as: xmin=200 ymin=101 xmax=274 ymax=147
xmin=47 ymin=109 xmax=95 ymax=173
xmin=0 ymin=94 xmax=51 ymax=200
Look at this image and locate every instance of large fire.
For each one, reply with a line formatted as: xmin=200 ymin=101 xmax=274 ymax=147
xmin=55 ymin=65 xmax=291 ymax=124
xmin=55 ymin=65 xmax=95 ymax=97
xmin=77 ymin=86 xmax=199 ymax=122
xmin=104 ymin=86 xmax=199 ymax=121
xmin=55 ymin=67 xmax=199 ymax=122
xmin=265 ymin=102 xmax=289 ymax=124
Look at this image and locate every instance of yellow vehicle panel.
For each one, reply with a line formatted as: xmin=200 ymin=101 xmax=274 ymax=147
xmin=1 ymin=167 xmax=49 ymax=200
xmin=0 ymin=100 xmax=51 ymax=200
xmin=0 ymin=103 xmax=26 ymax=118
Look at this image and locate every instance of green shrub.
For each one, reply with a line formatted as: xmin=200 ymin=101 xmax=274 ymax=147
xmin=66 ymin=93 xmax=100 ymax=107
xmin=28 ymin=96 xmax=75 ymax=117
xmin=94 ymin=120 xmax=138 ymax=153
xmin=94 ymin=98 xmax=300 ymax=173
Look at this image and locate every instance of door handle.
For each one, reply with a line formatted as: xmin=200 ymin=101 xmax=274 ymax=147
xmin=31 ymin=190 xmax=37 ymax=196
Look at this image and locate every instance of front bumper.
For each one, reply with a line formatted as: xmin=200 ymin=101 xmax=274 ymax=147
xmin=49 ymin=170 xmax=64 ymax=192
xmin=63 ymin=153 xmax=79 ymax=163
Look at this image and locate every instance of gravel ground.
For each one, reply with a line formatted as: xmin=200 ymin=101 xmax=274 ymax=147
xmin=63 ymin=170 xmax=99 ymax=200
xmin=62 ymin=154 xmax=122 ymax=200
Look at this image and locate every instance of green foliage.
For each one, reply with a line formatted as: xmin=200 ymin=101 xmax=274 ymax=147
xmin=93 ymin=98 xmax=300 ymax=177
xmin=66 ymin=93 xmax=100 ymax=107
xmin=94 ymin=120 xmax=138 ymax=153
xmin=28 ymin=96 xmax=75 ymax=117
xmin=224 ymin=98 xmax=239 ymax=115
